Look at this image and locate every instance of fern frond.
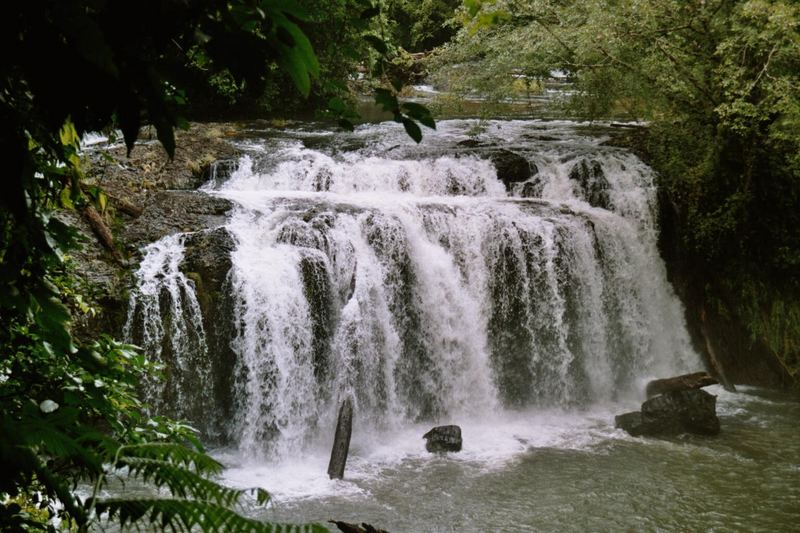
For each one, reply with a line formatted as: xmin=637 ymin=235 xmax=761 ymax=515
xmin=117 ymin=442 xmax=223 ymax=475
xmin=91 ymin=498 xmax=329 ymax=533
xmin=116 ymin=457 xmax=264 ymax=508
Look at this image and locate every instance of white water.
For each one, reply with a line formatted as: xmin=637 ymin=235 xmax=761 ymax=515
xmin=123 ymin=233 xmax=212 ymax=422
xmin=126 ymin=120 xmax=703 ymax=506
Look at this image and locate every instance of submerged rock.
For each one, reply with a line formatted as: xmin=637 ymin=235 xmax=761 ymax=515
xmin=329 ymin=521 xmax=389 ymax=533
xmin=423 ymin=425 xmax=462 ymax=453
xmin=645 ymin=371 xmax=718 ymax=398
xmin=615 ymin=389 xmax=720 ymax=437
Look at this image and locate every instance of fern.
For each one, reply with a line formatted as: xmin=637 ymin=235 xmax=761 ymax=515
xmin=116 ymin=443 xmax=225 ymax=476
xmin=91 ymin=499 xmax=329 ymax=532
xmin=116 ymin=457 xmax=262 ymax=507
xmin=77 ymin=441 xmax=318 ymax=532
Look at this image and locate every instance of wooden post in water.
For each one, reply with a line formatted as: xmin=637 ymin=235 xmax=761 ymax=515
xmin=327 ymin=396 xmax=353 ymax=480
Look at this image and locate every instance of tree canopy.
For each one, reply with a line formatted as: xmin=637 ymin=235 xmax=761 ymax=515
xmin=433 ymin=0 xmax=800 ymax=382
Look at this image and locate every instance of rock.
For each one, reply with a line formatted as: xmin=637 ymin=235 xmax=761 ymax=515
xmin=568 ymin=159 xmax=610 ymax=209
xmin=182 ymin=227 xmax=235 ymax=293
xmin=614 ymin=411 xmax=652 ymax=437
xmin=423 ymin=425 xmax=462 ymax=453
xmin=489 ymin=149 xmax=532 ymax=189
xmin=457 ymin=139 xmax=486 ymax=148
xmin=519 ymin=177 xmax=545 ymax=198
xmin=645 ymin=371 xmax=718 ymax=398
xmin=200 ymin=158 xmax=239 ymax=188
xmin=615 ymin=389 xmax=720 ymax=437
xmin=329 ymin=521 xmax=389 ymax=533
xmin=181 ymin=227 xmax=238 ymax=441
xmin=121 ymin=191 xmax=233 ymax=248
xmin=642 ymin=389 xmax=720 ymax=435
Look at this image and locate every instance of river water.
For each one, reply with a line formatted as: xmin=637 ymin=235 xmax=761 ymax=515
xmin=126 ymin=119 xmax=799 ymax=531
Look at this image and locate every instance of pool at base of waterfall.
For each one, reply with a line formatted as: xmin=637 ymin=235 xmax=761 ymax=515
xmin=216 ymin=386 xmax=799 ymax=532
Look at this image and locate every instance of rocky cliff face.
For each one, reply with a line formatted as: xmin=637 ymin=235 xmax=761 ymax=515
xmin=70 ymin=123 xmax=240 ymax=343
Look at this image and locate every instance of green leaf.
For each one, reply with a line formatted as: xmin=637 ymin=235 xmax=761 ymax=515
xmin=59 ymin=119 xmax=80 ymax=148
xmin=116 ymin=457 xmax=259 ymax=507
xmin=360 ymin=6 xmax=380 ymax=19
xmin=328 ymin=97 xmax=347 ymax=113
xmin=402 ymin=102 xmax=436 ymax=129
xmin=153 ymin=118 xmax=176 ymax=160
xmin=374 ymin=88 xmax=398 ymax=112
xmin=91 ymin=499 xmax=328 ymax=532
xmin=274 ymin=14 xmax=320 ymax=97
xmin=117 ymin=443 xmax=224 ymax=476
xmin=363 ymin=35 xmax=388 ymax=55
xmin=402 ymin=118 xmax=422 ymax=143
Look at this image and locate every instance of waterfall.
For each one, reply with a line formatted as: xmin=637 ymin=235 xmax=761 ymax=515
xmin=126 ymin=120 xmax=700 ymax=458
xmin=123 ymin=233 xmax=213 ymax=427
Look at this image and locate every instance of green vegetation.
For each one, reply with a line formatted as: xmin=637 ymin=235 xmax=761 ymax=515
xmin=433 ymin=0 xmax=800 ymax=385
xmin=0 ymin=1 xmax=433 ymax=531
xmin=2 ymin=0 xmax=796 ymax=529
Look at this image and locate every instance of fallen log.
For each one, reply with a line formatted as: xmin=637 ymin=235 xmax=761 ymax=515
xmin=327 ymin=396 xmax=353 ymax=480
xmin=79 ymin=183 xmax=143 ymax=218
xmin=645 ymin=371 xmax=718 ymax=398
xmin=82 ymin=205 xmax=124 ymax=263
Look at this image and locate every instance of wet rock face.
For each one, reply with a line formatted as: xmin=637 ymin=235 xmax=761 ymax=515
xmin=569 ymin=159 xmax=610 ymax=209
xmin=423 ymin=425 xmax=462 ymax=453
xmin=121 ymin=191 xmax=233 ymax=252
xmin=181 ymin=227 xmax=238 ymax=443
xmin=615 ymin=389 xmax=720 ymax=437
xmin=201 ymin=159 xmax=239 ymax=189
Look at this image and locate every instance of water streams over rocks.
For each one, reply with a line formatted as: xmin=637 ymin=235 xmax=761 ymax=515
xmin=124 ymin=120 xmax=700 ymax=455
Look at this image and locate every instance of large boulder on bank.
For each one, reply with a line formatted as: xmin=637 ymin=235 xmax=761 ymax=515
xmin=423 ymin=425 xmax=462 ymax=453
xmin=615 ymin=389 xmax=720 ymax=437
xmin=645 ymin=371 xmax=718 ymax=398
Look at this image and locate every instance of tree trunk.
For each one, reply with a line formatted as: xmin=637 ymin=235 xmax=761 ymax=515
xmin=700 ymin=305 xmax=736 ymax=392
xmin=82 ymin=205 xmax=124 ymax=263
xmin=327 ymin=396 xmax=353 ymax=480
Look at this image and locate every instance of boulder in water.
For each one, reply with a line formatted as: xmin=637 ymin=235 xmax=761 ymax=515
xmin=615 ymin=389 xmax=720 ymax=437
xmin=423 ymin=425 xmax=462 ymax=453
xmin=645 ymin=371 xmax=718 ymax=398
xmin=489 ymin=149 xmax=532 ymax=189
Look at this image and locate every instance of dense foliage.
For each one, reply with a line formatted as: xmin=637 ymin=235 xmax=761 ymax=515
xmin=433 ymin=0 xmax=800 ymax=384
xmin=0 ymin=1 xmax=432 ymax=531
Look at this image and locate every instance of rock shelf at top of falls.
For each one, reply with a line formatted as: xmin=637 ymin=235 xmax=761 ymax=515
xmin=124 ymin=119 xmax=702 ymax=458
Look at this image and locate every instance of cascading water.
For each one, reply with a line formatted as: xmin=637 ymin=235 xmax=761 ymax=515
xmin=123 ymin=233 xmax=213 ymax=425
xmin=125 ymin=120 xmax=699 ymax=460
